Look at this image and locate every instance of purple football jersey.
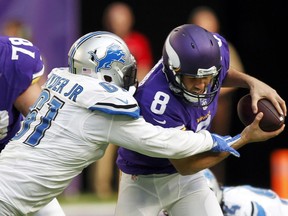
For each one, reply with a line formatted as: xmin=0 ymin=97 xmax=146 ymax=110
xmin=117 ymin=33 xmax=230 ymax=175
xmin=0 ymin=36 xmax=44 ymax=150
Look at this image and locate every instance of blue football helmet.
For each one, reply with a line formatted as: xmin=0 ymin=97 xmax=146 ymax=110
xmin=162 ymin=24 xmax=221 ymax=106
xmin=68 ymin=31 xmax=137 ymax=93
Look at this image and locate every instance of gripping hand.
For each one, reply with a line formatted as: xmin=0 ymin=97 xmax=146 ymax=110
xmin=211 ymin=134 xmax=241 ymax=157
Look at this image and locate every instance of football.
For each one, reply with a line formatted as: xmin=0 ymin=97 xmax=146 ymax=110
xmin=237 ymin=94 xmax=285 ymax=132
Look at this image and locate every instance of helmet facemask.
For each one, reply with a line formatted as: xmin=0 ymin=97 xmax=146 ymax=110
xmin=122 ymin=61 xmax=138 ymax=94
xmin=166 ymin=62 xmax=221 ymax=107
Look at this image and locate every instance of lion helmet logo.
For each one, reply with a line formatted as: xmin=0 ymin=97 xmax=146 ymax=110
xmin=89 ymin=43 xmax=126 ymax=72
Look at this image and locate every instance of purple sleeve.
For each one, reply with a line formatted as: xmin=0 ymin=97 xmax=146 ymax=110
xmin=0 ymin=36 xmax=44 ymax=148
xmin=213 ymin=33 xmax=230 ymax=82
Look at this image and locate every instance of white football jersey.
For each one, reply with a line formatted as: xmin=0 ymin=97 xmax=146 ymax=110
xmin=0 ymin=68 xmax=214 ymax=214
xmin=222 ymin=185 xmax=288 ymax=216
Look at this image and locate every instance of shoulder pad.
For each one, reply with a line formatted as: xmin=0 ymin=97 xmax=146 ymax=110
xmin=47 ymin=69 xmax=140 ymax=119
xmin=88 ymin=81 xmax=140 ymax=119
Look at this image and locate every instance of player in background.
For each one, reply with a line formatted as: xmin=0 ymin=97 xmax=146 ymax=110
xmin=115 ymin=24 xmax=286 ymax=216
xmin=0 ymin=36 xmax=65 ymax=215
xmin=102 ymin=1 xmax=153 ymax=82
xmin=161 ymin=169 xmax=288 ymax=216
xmin=203 ymin=169 xmax=288 ymax=216
xmin=0 ymin=31 xmax=252 ymax=215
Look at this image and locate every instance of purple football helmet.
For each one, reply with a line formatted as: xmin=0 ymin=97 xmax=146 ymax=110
xmin=162 ymin=24 xmax=222 ymax=106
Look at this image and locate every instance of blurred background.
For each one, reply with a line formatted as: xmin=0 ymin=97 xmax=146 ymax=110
xmin=1 ymin=0 xmax=287 ymax=210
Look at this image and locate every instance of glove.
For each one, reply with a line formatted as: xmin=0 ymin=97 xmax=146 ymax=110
xmin=211 ymin=133 xmax=241 ymax=157
xmin=213 ymin=134 xmax=241 ymax=146
xmin=226 ymin=134 xmax=241 ymax=146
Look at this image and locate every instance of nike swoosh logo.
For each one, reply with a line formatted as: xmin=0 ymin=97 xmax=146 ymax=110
xmin=116 ymin=98 xmax=129 ymax=104
xmin=153 ymin=118 xmax=166 ymax=124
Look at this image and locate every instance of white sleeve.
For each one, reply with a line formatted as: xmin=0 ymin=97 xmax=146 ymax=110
xmin=108 ymin=115 xmax=213 ymax=159
xmin=48 ymin=69 xmax=140 ymax=118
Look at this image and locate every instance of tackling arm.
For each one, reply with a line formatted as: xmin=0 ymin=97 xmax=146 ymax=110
xmin=170 ymin=112 xmax=285 ymax=175
xmin=108 ymin=115 xmax=215 ymax=159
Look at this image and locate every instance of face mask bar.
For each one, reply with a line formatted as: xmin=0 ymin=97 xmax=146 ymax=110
xmin=181 ymin=72 xmax=220 ymax=107
xmin=172 ymin=66 xmax=221 ymax=107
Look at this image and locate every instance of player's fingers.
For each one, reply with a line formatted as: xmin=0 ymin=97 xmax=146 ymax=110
xmin=250 ymin=98 xmax=259 ymax=114
xmin=252 ymin=112 xmax=263 ymax=124
xmin=269 ymin=96 xmax=286 ymax=116
xmin=277 ymin=99 xmax=286 ymax=116
xmin=264 ymin=124 xmax=285 ymax=137
xmin=274 ymin=124 xmax=285 ymax=135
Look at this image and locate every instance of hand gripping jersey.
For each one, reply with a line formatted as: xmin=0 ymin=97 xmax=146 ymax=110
xmin=0 ymin=36 xmax=44 ymax=150
xmin=0 ymin=68 xmax=214 ymax=214
xmin=222 ymin=185 xmax=288 ymax=216
xmin=117 ymin=33 xmax=230 ymax=175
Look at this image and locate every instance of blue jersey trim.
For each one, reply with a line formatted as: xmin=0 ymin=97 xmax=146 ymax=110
xmin=89 ymin=107 xmax=140 ymax=119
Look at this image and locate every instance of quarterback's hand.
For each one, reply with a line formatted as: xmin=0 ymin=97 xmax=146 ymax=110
xmin=211 ymin=134 xmax=240 ymax=157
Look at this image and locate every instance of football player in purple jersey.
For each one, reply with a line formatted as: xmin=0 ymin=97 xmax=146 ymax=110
xmin=0 ymin=36 xmax=44 ymax=150
xmin=115 ymin=24 xmax=286 ymax=216
xmin=0 ymin=36 xmax=65 ymax=215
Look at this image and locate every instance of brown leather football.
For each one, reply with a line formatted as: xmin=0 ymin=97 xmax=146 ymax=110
xmin=237 ymin=94 xmax=285 ymax=132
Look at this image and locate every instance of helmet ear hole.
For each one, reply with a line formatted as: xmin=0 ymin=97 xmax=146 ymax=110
xmin=104 ymin=75 xmax=112 ymax=82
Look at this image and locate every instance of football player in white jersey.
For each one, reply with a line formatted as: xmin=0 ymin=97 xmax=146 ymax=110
xmin=0 ymin=31 xmax=283 ymax=215
xmin=204 ymin=169 xmax=288 ymax=216
xmin=161 ymin=169 xmax=288 ymax=216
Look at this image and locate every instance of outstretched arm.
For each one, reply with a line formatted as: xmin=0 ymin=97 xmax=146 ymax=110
xmin=108 ymin=116 xmax=215 ymax=159
xmin=223 ymin=68 xmax=286 ymax=117
xmin=170 ymin=112 xmax=285 ymax=175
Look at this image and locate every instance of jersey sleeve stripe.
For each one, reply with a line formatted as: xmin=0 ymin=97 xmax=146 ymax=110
xmin=32 ymin=65 xmax=45 ymax=84
xmin=89 ymin=102 xmax=140 ymax=118
xmin=94 ymin=102 xmax=138 ymax=109
xmin=89 ymin=106 xmax=140 ymax=118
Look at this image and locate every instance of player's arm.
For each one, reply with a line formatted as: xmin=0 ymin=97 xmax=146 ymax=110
xmin=107 ymin=114 xmax=216 ymax=159
xmin=170 ymin=112 xmax=285 ymax=175
xmin=223 ymin=67 xmax=286 ymax=116
xmin=14 ymin=80 xmax=42 ymax=116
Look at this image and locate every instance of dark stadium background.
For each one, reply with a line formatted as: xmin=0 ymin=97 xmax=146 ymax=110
xmin=81 ymin=0 xmax=288 ymax=188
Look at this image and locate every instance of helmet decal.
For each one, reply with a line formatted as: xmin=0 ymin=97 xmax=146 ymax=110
xmin=164 ymin=34 xmax=180 ymax=70
xmin=89 ymin=44 xmax=126 ymax=72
